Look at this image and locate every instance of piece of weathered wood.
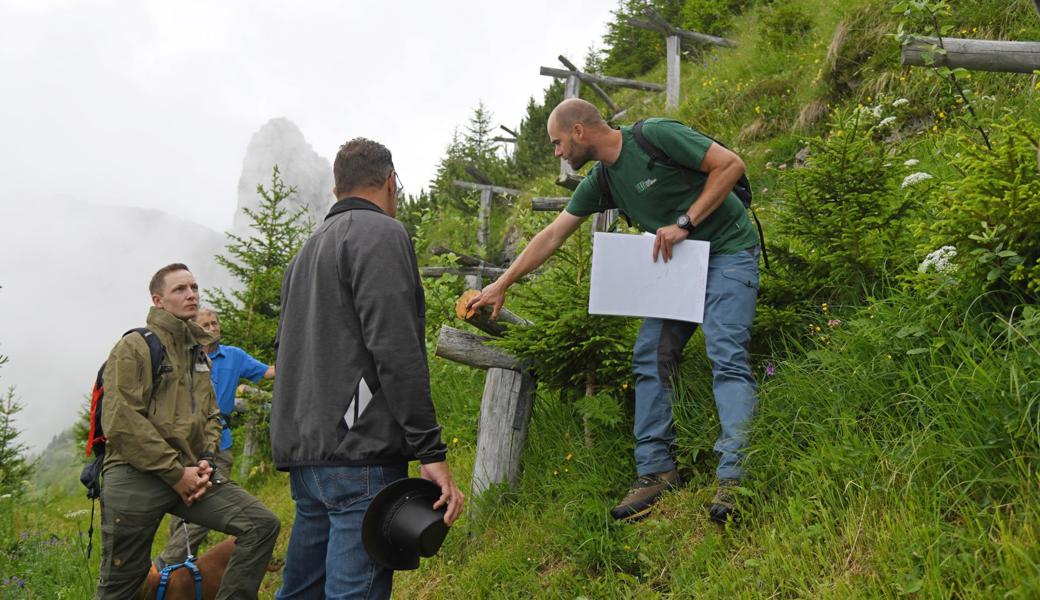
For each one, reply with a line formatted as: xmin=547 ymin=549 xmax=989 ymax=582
xmin=420 ymin=266 xmax=507 ymax=279
xmin=531 ymin=197 xmax=570 ymax=211
xmin=590 ymin=209 xmax=619 ymax=237
xmin=430 ymin=245 xmax=482 ymax=267
xmin=666 ymin=35 xmax=681 ymax=111
xmin=500 ymin=125 xmax=520 ymax=138
xmin=455 ymin=290 xmax=533 ymax=337
xmin=555 ymin=171 xmax=584 ymax=191
xmin=558 ymin=55 xmax=623 ymax=116
xmin=540 ymin=66 xmax=666 ymax=92
xmin=492 ymin=136 xmax=517 ymax=143
xmin=453 ymin=180 xmax=523 ymax=196
xmin=471 ymin=367 xmax=536 ymax=496
xmin=558 ymin=74 xmax=583 ymax=184
xmin=464 ymin=165 xmax=493 ymax=185
xmin=477 ymin=188 xmax=491 ymax=252
xmin=628 ymin=16 xmax=737 ymax=48
xmin=901 ymin=36 xmax=1040 ymax=74
xmin=435 ymin=325 xmax=522 ymax=370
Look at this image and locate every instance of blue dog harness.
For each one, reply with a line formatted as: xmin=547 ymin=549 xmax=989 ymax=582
xmin=155 ymin=523 xmax=203 ymax=600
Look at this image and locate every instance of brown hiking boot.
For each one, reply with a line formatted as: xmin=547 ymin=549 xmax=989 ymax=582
xmin=709 ymin=479 xmax=740 ymax=525
xmin=610 ymin=470 xmax=681 ymax=521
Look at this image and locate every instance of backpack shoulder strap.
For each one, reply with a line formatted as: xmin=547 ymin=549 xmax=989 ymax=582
xmin=631 ymin=119 xmax=683 ymax=171
xmin=596 ymin=162 xmax=612 ymax=206
xmin=125 ymin=328 xmax=165 ymax=397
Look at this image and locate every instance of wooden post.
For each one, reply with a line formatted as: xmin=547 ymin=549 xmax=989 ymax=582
xmin=434 ymin=301 xmax=538 ymax=500
xmin=558 ymin=55 xmax=624 ymax=118
xmin=472 ymin=367 xmax=536 ymax=496
xmin=238 ymin=413 xmax=257 ymax=480
xmin=666 ymin=35 xmax=681 ymax=111
xmin=473 ymin=188 xmax=492 ymax=290
xmin=901 ymin=36 xmax=1040 ymax=74
xmin=559 ymin=74 xmax=582 ymax=184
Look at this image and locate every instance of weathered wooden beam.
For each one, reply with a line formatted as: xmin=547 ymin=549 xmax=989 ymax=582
xmin=558 ymin=55 xmax=623 ymax=116
xmin=627 ymin=17 xmax=670 ymax=36
xmin=555 ymin=171 xmax=585 ymax=191
xmin=628 ymin=15 xmax=737 ymax=48
xmin=666 ymin=35 xmax=680 ymax=111
xmin=453 ymin=180 xmax=523 ymax=196
xmin=500 ymin=125 xmax=519 ymax=138
xmin=455 ymin=290 xmax=532 ymax=337
xmin=435 ymin=325 xmax=522 ymax=370
xmin=421 ymin=266 xmax=507 ymax=279
xmin=901 ymin=36 xmax=1040 ymax=74
xmin=531 ymin=197 xmax=569 ymax=211
xmin=492 ymin=136 xmax=516 ymax=143
xmin=430 ymin=245 xmax=482 ymax=267
xmin=465 ymin=165 xmax=493 ymax=185
xmin=471 ymin=367 xmax=536 ymax=496
xmin=540 ymin=66 xmax=665 ymax=92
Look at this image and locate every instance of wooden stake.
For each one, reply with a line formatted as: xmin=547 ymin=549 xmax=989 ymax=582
xmin=666 ymin=35 xmax=680 ymax=111
xmin=471 ymin=367 xmax=536 ymax=496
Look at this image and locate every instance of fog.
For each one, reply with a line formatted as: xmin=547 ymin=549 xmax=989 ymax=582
xmin=0 ymin=0 xmax=609 ymax=452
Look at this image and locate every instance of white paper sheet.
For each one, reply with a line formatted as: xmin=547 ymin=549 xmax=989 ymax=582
xmin=588 ymin=232 xmax=709 ymax=323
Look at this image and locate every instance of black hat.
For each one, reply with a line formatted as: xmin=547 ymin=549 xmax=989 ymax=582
xmin=362 ymin=478 xmax=449 ymax=571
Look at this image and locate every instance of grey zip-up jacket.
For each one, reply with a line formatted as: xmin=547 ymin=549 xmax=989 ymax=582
xmin=271 ymin=197 xmax=447 ymax=469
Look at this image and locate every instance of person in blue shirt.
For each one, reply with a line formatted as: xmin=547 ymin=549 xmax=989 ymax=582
xmin=155 ymin=307 xmax=275 ymax=569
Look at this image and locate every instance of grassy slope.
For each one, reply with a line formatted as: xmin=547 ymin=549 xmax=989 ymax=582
xmin=4 ymin=1 xmax=1039 ymax=598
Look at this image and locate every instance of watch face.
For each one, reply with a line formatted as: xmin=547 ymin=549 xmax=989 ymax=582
xmin=677 ymin=214 xmax=689 ymax=227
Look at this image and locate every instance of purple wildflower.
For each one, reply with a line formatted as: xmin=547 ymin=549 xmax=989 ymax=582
xmin=765 ymin=361 xmax=776 ymax=377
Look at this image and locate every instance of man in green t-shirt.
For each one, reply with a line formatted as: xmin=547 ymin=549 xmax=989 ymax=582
xmin=469 ymin=98 xmax=760 ymax=524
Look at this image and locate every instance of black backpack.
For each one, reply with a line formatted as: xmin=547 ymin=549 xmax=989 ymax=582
xmin=597 ymin=119 xmax=769 ymax=269
xmin=80 ymin=328 xmax=166 ymax=499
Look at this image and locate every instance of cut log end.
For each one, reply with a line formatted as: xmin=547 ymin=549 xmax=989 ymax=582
xmin=456 ymin=289 xmax=481 ymax=320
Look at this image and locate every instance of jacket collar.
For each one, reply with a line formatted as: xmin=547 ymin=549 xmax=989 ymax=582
xmin=326 ymin=197 xmax=385 ymax=221
xmin=146 ymin=306 xmax=217 ymax=348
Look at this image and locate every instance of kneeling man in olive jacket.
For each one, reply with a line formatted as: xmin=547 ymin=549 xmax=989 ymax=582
xmin=94 ymin=263 xmax=279 ymax=600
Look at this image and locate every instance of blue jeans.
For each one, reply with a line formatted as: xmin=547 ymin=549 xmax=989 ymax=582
xmin=276 ymin=463 xmax=408 ymax=600
xmin=631 ymin=247 xmax=760 ymax=481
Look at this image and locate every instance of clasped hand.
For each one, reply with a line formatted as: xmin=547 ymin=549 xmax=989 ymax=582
xmin=173 ymin=461 xmax=214 ymax=505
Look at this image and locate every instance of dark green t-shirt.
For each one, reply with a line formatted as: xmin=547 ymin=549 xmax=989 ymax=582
xmin=565 ymin=118 xmax=758 ymax=255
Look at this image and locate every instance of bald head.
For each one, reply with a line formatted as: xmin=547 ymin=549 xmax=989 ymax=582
xmin=548 ymin=98 xmax=608 ymax=132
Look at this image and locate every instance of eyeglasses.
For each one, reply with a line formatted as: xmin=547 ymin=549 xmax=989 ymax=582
xmin=393 ymin=172 xmax=405 ymax=200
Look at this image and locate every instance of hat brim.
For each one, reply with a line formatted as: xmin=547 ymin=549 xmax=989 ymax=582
xmin=362 ymin=477 xmax=444 ymax=571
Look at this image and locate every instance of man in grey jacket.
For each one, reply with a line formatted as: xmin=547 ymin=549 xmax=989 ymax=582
xmin=271 ymin=137 xmax=464 ymax=599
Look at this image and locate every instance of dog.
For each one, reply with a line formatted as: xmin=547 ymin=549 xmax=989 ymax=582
xmin=142 ymin=539 xmax=281 ymax=600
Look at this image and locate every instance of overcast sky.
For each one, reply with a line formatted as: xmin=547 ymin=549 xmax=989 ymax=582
xmin=0 ymin=0 xmax=612 ymax=452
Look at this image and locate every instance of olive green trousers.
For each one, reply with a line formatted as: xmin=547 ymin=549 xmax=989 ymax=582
xmin=94 ymin=463 xmax=279 ymax=600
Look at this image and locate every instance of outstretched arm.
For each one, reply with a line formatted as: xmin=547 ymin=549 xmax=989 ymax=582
xmin=468 ymin=210 xmax=586 ymax=318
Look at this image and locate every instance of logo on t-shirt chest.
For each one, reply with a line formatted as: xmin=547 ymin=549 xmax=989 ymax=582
xmin=635 ymin=178 xmax=658 ymax=193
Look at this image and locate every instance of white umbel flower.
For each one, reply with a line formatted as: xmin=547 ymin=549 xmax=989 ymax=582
xmin=901 ymin=172 xmax=933 ymax=188
xmin=892 ymin=98 xmax=910 ymax=107
xmin=919 ymin=246 xmax=957 ymax=274
xmin=903 ymin=159 xmax=920 ymax=166
xmin=879 ymin=116 xmax=897 ymax=128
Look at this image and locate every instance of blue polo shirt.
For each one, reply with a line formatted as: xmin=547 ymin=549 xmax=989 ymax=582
xmin=209 ymin=344 xmax=269 ymax=451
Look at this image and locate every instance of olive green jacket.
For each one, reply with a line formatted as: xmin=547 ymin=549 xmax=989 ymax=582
xmin=101 ymin=307 xmax=222 ymax=488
